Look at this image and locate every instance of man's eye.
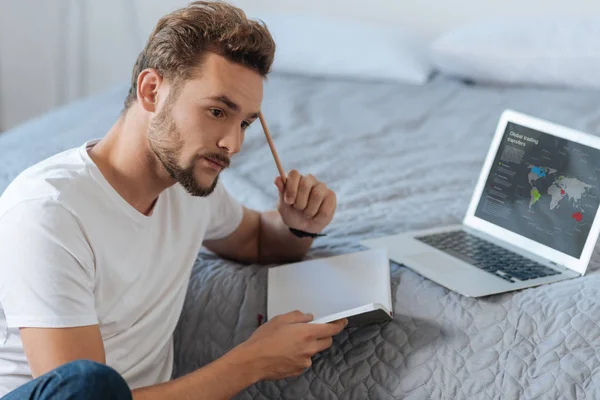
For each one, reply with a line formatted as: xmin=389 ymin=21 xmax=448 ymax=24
xmin=210 ymin=109 xmax=224 ymax=118
xmin=241 ymin=121 xmax=250 ymax=130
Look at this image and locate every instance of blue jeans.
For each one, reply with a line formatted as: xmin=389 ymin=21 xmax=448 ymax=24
xmin=2 ymin=360 xmax=132 ymax=400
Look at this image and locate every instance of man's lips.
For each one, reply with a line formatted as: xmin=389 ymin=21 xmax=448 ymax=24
xmin=202 ymin=156 xmax=229 ymax=169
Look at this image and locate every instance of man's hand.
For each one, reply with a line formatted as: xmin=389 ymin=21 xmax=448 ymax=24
xmin=204 ymin=171 xmax=336 ymax=265
xmin=234 ymin=310 xmax=347 ymax=381
xmin=18 ymin=312 xmax=346 ymax=400
xmin=274 ymin=171 xmax=337 ymax=234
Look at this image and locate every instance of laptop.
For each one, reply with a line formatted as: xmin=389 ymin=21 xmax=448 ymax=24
xmin=267 ymin=249 xmax=393 ymax=326
xmin=362 ymin=109 xmax=600 ymax=297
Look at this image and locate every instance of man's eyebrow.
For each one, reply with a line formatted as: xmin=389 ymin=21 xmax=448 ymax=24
xmin=209 ymin=95 xmax=240 ymax=112
xmin=209 ymin=95 xmax=259 ymax=119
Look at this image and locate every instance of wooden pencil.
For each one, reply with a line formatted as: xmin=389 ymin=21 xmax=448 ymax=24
xmin=259 ymin=111 xmax=287 ymax=183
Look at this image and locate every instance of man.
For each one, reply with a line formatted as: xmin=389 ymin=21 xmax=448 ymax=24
xmin=0 ymin=2 xmax=346 ymax=399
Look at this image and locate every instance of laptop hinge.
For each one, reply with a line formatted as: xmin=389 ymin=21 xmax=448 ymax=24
xmin=549 ymin=261 xmax=579 ymax=275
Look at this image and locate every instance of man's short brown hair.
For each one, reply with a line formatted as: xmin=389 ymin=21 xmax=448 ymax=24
xmin=123 ymin=0 xmax=276 ymax=110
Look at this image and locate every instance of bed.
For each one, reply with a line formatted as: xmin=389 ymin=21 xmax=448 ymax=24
xmin=2 ymin=73 xmax=600 ymax=399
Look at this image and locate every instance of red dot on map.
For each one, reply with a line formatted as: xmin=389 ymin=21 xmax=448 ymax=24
xmin=572 ymin=212 xmax=583 ymax=222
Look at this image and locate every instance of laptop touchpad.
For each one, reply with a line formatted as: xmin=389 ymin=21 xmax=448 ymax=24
xmin=407 ymin=252 xmax=470 ymax=274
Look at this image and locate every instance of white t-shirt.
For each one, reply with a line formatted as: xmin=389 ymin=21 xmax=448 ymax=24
xmin=0 ymin=140 xmax=244 ymax=395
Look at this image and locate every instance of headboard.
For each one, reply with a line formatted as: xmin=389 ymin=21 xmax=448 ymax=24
xmin=138 ymin=0 xmax=600 ymax=43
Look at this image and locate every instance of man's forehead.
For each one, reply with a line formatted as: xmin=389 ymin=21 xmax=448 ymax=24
xmin=185 ymin=63 xmax=263 ymax=110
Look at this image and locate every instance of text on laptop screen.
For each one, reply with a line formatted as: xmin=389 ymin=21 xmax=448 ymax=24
xmin=474 ymin=122 xmax=600 ymax=258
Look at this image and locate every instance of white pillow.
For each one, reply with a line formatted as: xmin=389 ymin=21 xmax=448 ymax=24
xmin=430 ymin=16 xmax=600 ymax=90
xmin=253 ymin=13 xmax=433 ymax=85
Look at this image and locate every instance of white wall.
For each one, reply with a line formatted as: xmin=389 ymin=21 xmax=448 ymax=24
xmin=1 ymin=0 xmax=599 ymax=131
xmin=0 ymin=0 xmax=64 ymax=132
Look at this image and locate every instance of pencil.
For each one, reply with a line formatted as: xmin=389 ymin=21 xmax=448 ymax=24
xmin=258 ymin=111 xmax=287 ymax=183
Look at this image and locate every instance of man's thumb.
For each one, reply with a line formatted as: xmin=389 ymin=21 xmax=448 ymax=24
xmin=280 ymin=310 xmax=314 ymax=324
xmin=274 ymin=177 xmax=285 ymax=194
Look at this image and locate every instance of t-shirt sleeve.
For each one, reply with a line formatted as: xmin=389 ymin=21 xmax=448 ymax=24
xmin=204 ymin=181 xmax=244 ymax=241
xmin=0 ymin=199 xmax=98 ymax=328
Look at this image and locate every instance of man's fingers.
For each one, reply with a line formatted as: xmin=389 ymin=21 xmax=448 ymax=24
xmin=308 ymin=318 xmax=348 ymax=339
xmin=284 ymin=170 xmax=301 ymax=205
xmin=313 ymin=192 xmax=336 ymax=226
xmin=276 ymin=310 xmax=314 ymax=324
xmin=315 ymin=337 xmax=334 ymax=353
xmin=294 ymin=174 xmax=316 ymax=211
xmin=274 ymin=176 xmax=285 ymax=194
xmin=303 ymin=182 xmax=326 ymax=218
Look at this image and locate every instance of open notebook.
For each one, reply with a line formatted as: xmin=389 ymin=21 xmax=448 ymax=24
xmin=267 ymin=249 xmax=393 ymax=326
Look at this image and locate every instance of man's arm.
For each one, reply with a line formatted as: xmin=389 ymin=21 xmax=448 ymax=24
xmin=21 ymin=312 xmax=347 ymax=400
xmin=203 ymin=207 xmax=313 ymax=264
xmin=20 ymin=326 xmax=106 ymax=378
xmin=20 ymin=326 xmax=255 ymax=399
xmin=204 ymin=170 xmax=336 ymax=264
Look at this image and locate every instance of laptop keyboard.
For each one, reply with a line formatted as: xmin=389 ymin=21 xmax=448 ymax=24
xmin=416 ymin=230 xmax=561 ymax=283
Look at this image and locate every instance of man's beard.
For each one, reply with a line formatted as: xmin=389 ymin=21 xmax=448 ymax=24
xmin=147 ymin=104 xmax=229 ymax=197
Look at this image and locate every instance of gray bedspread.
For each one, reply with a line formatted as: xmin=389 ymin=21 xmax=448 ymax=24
xmin=2 ymin=73 xmax=600 ymax=399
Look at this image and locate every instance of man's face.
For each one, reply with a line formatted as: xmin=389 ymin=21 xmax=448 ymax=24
xmin=148 ymin=52 xmax=263 ymax=196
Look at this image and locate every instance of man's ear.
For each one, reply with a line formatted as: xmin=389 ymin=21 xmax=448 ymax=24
xmin=136 ymin=69 xmax=163 ymax=113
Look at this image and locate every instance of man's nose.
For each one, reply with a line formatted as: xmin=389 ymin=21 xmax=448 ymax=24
xmin=217 ymin=127 xmax=242 ymax=155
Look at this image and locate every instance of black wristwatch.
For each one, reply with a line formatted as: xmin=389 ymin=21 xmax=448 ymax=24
xmin=289 ymin=227 xmax=327 ymax=239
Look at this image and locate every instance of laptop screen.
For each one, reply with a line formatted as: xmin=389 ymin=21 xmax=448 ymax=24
xmin=474 ymin=122 xmax=600 ymax=258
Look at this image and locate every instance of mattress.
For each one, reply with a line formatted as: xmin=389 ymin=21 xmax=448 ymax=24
xmin=2 ymin=74 xmax=600 ymax=399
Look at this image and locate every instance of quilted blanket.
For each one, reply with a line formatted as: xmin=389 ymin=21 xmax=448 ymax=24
xmin=2 ymin=74 xmax=600 ymax=399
